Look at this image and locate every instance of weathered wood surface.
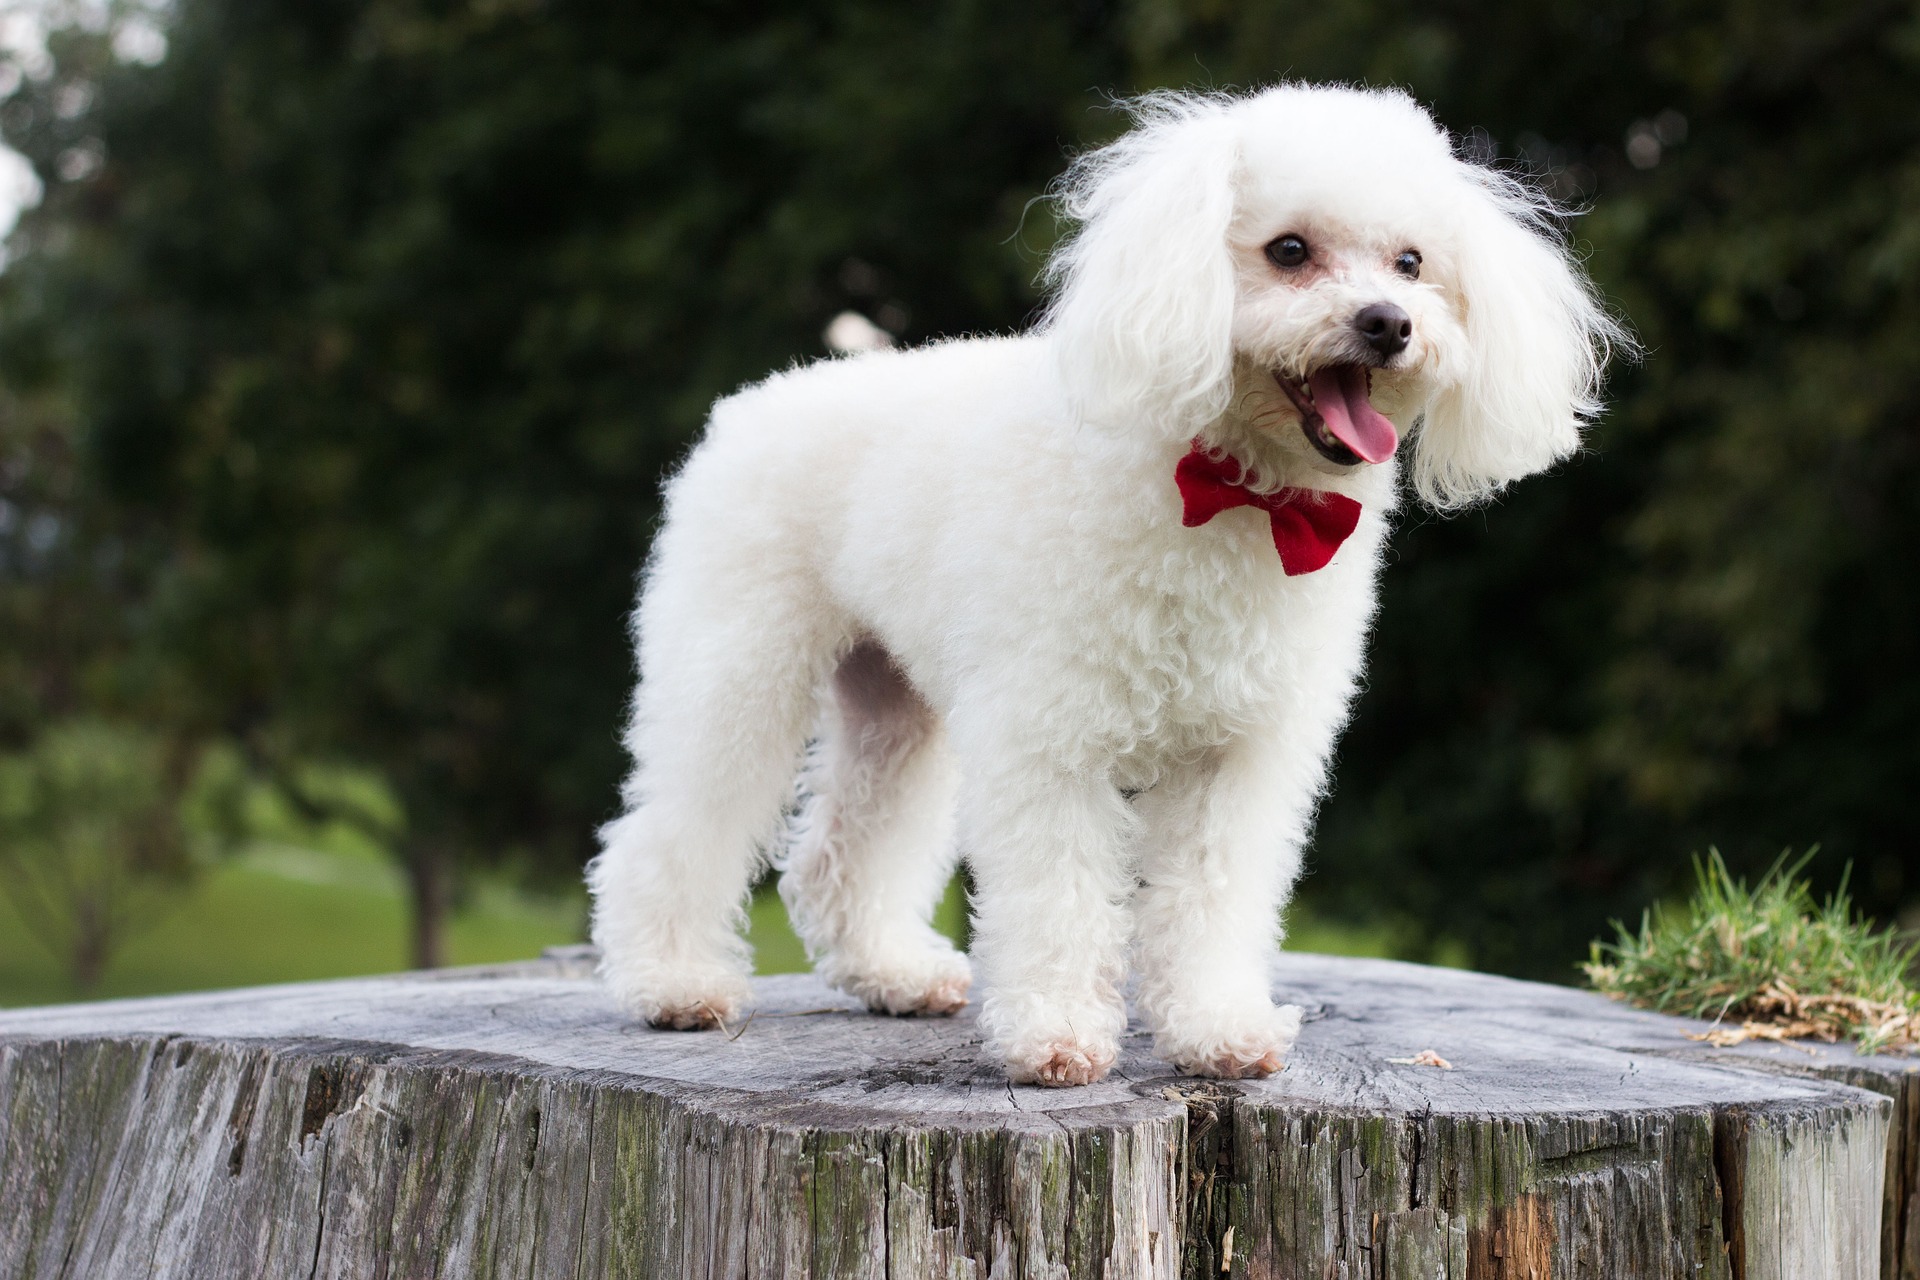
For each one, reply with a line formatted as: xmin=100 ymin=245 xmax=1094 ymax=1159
xmin=0 ymin=946 xmax=1905 ymax=1279
xmin=1682 ymin=1023 xmax=1920 ymax=1279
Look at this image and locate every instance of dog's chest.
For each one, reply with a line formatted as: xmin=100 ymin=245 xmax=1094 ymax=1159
xmin=1066 ymin=546 xmax=1347 ymax=759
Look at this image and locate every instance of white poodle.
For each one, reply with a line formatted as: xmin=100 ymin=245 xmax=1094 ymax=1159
xmin=587 ymin=84 xmax=1620 ymax=1086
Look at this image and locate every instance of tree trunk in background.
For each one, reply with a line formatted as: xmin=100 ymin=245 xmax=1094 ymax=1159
xmin=406 ymin=843 xmax=449 ymax=970
xmin=69 ymin=902 xmax=107 ymax=992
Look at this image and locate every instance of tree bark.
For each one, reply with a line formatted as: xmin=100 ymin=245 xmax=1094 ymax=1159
xmin=0 ymin=948 xmax=1905 ymax=1278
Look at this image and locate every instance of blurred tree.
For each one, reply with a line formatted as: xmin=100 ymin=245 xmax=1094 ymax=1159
xmin=1123 ymin=0 xmax=1920 ymax=971
xmin=0 ymin=215 xmax=208 ymax=989
xmin=2 ymin=0 xmax=1914 ymax=980
xmin=0 ymin=718 xmax=192 ymax=988
xmin=0 ymin=0 xmax=1114 ymax=966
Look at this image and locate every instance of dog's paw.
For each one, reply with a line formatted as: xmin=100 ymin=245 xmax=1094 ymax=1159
xmin=1189 ymin=1044 xmax=1284 ymax=1080
xmin=823 ymin=939 xmax=973 ymax=1018
xmin=1161 ymin=1003 xmax=1302 ymax=1080
xmin=874 ymin=968 xmax=972 ymax=1017
xmin=646 ymin=998 xmax=736 ymax=1031
xmin=602 ymin=960 xmax=751 ymax=1033
xmin=1004 ymin=1035 xmax=1119 ymax=1087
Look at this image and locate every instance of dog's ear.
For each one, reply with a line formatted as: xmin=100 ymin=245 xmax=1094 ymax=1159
xmin=1043 ymin=95 xmax=1242 ymax=434
xmin=1411 ymin=169 xmax=1628 ymax=509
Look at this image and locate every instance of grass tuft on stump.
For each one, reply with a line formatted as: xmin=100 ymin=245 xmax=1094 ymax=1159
xmin=1583 ymin=848 xmax=1920 ymax=1054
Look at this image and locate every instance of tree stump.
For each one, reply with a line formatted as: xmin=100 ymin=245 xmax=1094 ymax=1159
xmin=0 ymin=947 xmax=1908 ymax=1278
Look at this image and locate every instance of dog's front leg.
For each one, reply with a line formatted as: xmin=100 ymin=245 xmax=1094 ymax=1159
xmin=960 ymin=751 xmax=1136 ymax=1087
xmin=1130 ymin=738 xmax=1306 ymax=1078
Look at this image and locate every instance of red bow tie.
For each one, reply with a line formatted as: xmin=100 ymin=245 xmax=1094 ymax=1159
xmin=1175 ymin=440 xmax=1362 ymax=576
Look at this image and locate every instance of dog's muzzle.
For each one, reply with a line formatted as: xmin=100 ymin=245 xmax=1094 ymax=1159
xmin=1273 ymin=362 xmax=1400 ymax=466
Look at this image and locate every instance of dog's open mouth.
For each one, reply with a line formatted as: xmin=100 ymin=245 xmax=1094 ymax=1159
xmin=1273 ymin=366 xmax=1400 ymax=467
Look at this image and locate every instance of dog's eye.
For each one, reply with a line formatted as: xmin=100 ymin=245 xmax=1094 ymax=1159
xmin=1394 ymin=249 xmax=1423 ymax=279
xmin=1265 ymin=235 xmax=1309 ymax=270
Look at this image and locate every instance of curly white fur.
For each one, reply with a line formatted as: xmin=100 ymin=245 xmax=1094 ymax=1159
xmin=587 ymin=83 xmax=1622 ymax=1085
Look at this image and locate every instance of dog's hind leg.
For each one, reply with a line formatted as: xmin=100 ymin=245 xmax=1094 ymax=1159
xmin=778 ymin=641 xmax=971 ymax=1016
xmin=588 ymin=512 xmax=852 ymax=1031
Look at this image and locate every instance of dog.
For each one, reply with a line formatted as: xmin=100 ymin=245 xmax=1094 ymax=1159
xmin=587 ymin=84 xmax=1620 ymax=1086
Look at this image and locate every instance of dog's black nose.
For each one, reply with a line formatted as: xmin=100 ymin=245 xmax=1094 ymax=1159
xmin=1353 ymin=303 xmax=1412 ymax=360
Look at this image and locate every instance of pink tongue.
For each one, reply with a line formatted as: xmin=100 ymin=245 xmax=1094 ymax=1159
xmin=1308 ymin=367 xmax=1398 ymax=464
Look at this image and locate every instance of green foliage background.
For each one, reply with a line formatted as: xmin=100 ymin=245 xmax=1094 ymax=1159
xmin=0 ymin=0 xmax=1914 ymax=979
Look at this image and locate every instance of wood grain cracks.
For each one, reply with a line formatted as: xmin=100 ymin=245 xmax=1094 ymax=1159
xmin=1894 ymin=1074 xmax=1920 ymax=1280
xmin=1714 ymin=1107 xmax=1749 ymax=1279
xmin=522 ymin=1105 xmax=541 ymax=1174
xmin=567 ymin=1088 xmax=598 ymax=1280
xmin=297 ymin=1061 xmax=360 ymax=1146
xmin=1407 ymin=1107 xmax=1428 ymax=1211
xmin=304 ymin=1140 xmax=328 ymax=1280
xmin=1171 ymin=1081 xmax=1237 ymax=1278
xmin=225 ymin=1053 xmax=264 ymax=1177
xmin=1534 ymin=1135 xmax=1654 ymax=1179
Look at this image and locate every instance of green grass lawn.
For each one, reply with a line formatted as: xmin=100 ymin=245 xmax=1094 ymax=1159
xmin=0 ymin=843 xmax=1409 ymax=1008
xmin=0 ymin=843 xmax=588 ymax=1007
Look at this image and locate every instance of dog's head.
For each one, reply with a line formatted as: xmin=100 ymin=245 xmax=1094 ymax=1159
xmin=1043 ymin=85 xmax=1626 ymax=508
